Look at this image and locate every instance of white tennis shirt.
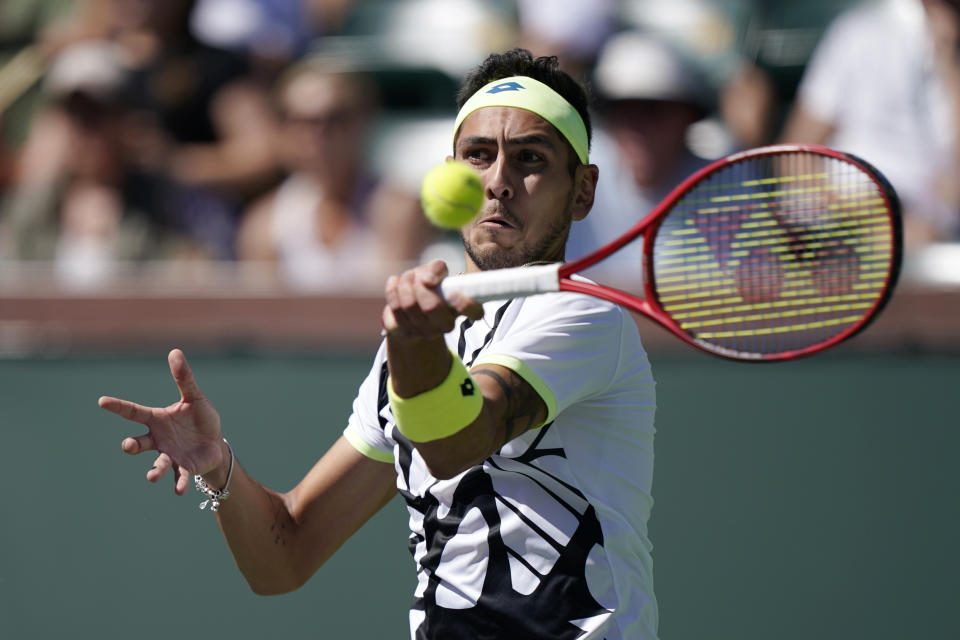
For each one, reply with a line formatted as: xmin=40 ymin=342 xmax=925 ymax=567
xmin=344 ymin=291 xmax=659 ymax=639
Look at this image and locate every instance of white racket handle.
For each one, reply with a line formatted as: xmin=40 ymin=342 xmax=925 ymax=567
xmin=440 ymin=263 xmax=561 ymax=302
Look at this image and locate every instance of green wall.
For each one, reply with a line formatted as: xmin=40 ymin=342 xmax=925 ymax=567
xmin=1 ymin=350 xmax=957 ymax=639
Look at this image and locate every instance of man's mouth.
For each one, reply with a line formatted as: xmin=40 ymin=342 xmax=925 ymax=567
xmin=477 ymin=207 xmax=519 ymax=229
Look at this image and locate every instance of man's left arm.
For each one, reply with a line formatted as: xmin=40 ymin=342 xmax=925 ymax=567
xmin=382 ymin=260 xmax=547 ymax=479
xmin=406 ymin=360 xmax=547 ymax=479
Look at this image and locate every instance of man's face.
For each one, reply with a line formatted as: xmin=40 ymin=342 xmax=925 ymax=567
xmin=454 ymin=106 xmax=593 ymax=271
xmin=280 ymin=73 xmax=369 ymax=174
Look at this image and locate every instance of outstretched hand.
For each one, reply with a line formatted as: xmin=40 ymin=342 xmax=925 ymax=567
xmin=99 ymin=348 xmax=228 ymax=496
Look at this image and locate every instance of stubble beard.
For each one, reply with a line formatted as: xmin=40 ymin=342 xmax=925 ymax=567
xmin=463 ymin=197 xmax=575 ymax=271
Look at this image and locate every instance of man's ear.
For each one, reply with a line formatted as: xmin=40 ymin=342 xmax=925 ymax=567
xmin=571 ymin=164 xmax=599 ymax=222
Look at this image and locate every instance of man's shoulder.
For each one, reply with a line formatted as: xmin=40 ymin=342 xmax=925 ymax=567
xmin=516 ymin=283 xmax=625 ymax=321
xmin=504 ymin=287 xmax=641 ymax=349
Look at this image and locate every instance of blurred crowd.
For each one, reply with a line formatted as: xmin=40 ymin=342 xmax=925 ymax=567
xmin=0 ymin=0 xmax=957 ymax=291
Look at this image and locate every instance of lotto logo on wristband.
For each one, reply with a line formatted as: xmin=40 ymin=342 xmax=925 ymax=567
xmin=387 ymin=354 xmax=483 ymax=443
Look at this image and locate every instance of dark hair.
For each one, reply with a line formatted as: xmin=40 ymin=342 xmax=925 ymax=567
xmin=456 ymin=49 xmax=592 ymax=168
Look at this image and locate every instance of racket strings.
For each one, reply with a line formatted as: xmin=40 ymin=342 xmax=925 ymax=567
xmin=651 ymin=151 xmax=896 ymax=357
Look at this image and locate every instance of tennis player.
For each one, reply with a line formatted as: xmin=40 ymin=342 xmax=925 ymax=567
xmin=100 ymin=49 xmax=659 ymax=639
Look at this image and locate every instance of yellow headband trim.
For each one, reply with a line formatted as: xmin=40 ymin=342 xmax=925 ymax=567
xmin=453 ymin=76 xmax=589 ymax=164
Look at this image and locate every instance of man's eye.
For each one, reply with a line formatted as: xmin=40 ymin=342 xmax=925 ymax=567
xmin=518 ymin=150 xmax=543 ymax=162
xmin=462 ymin=149 xmax=488 ymax=163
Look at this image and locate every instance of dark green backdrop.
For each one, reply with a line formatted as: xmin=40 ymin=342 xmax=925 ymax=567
xmin=1 ymin=349 xmax=957 ymax=639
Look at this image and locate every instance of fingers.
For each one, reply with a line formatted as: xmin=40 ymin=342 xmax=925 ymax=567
xmin=146 ymin=452 xmax=173 ymax=482
xmin=381 ymin=303 xmax=400 ymax=336
xmin=174 ymin=464 xmax=191 ymax=496
xmin=420 ymin=259 xmax=448 ymax=286
xmin=103 ymin=352 xmax=211 ymax=499
xmin=168 ymin=348 xmax=203 ymax=403
xmin=121 ymin=433 xmax=155 ymax=455
xmin=383 ymin=261 xmax=462 ymax=340
xmin=102 ymin=399 xmax=164 ymax=456
xmin=99 ymin=396 xmax=154 ymax=424
xmin=446 ymin=290 xmax=484 ymax=321
xmin=140 ymin=450 xmax=194 ymax=496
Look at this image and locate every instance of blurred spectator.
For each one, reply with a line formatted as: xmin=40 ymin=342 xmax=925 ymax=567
xmin=718 ymin=59 xmax=777 ymax=149
xmin=0 ymin=1 xmax=96 ymax=149
xmin=0 ymin=41 xmax=148 ymax=286
xmin=0 ymin=0 xmax=287 ymax=283
xmin=106 ymin=0 xmax=280 ymax=209
xmin=0 ymin=1 xmax=94 ymax=196
xmin=304 ymin=0 xmax=361 ymax=36
xmin=566 ymin=30 xmax=717 ymax=284
xmin=781 ymin=0 xmax=960 ymax=249
xmin=235 ymin=58 xmax=431 ymax=291
xmin=615 ymin=0 xmax=782 ymax=152
xmin=340 ymin=0 xmax=515 ymax=79
xmin=514 ymin=0 xmax=618 ymax=76
xmin=189 ymin=0 xmax=351 ymax=79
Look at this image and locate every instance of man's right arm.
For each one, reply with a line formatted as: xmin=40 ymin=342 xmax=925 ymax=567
xmin=100 ymin=348 xmax=397 ymax=596
xmin=205 ymin=436 xmax=397 ymax=595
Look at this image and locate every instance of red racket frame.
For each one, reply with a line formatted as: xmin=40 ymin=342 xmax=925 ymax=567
xmin=556 ymin=144 xmax=903 ymax=361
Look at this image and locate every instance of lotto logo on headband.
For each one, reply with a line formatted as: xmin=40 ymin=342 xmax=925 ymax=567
xmin=487 ymin=81 xmax=525 ymax=94
xmin=454 ymin=75 xmax=589 ymax=163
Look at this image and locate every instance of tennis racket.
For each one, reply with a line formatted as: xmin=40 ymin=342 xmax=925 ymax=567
xmin=441 ymin=144 xmax=902 ymax=361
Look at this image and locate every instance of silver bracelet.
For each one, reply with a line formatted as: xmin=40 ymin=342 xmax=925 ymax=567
xmin=194 ymin=438 xmax=234 ymax=513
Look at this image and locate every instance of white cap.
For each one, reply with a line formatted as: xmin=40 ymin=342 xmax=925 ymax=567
xmin=593 ymin=31 xmax=713 ymax=111
xmin=44 ymin=41 xmax=127 ymax=100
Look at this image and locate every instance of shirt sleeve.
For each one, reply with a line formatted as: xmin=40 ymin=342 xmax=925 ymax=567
xmin=342 ymin=344 xmax=395 ymax=464
xmin=472 ymin=292 xmax=629 ymax=423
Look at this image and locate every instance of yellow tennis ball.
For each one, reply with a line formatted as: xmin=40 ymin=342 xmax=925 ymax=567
xmin=420 ymin=161 xmax=484 ymax=229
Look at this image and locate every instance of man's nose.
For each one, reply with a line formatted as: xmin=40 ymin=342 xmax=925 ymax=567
xmin=485 ymin=153 xmax=514 ymax=200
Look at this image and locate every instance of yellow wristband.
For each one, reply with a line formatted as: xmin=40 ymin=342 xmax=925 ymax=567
xmin=388 ymin=352 xmax=483 ymax=443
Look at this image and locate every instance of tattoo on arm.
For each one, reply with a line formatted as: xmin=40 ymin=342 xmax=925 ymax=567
xmin=267 ymin=494 xmax=288 ymax=546
xmin=472 ymin=367 xmax=545 ymax=445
